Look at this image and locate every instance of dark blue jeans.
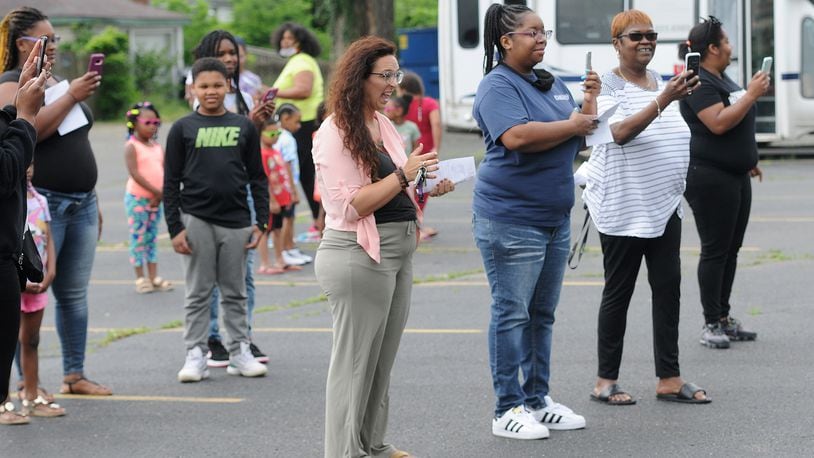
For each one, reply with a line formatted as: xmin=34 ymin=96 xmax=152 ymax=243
xmin=37 ymin=188 xmax=98 ymax=376
xmin=473 ymin=213 xmax=570 ymax=416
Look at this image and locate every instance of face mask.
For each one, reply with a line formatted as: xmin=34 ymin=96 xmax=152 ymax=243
xmin=279 ymin=47 xmax=297 ymax=58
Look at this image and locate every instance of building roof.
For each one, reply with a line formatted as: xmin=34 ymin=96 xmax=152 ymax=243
xmin=0 ymin=0 xmax=189 ymax=26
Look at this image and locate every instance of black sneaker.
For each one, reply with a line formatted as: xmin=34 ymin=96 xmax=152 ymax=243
xmin=720 ymin=316 xmax=757 ymax=341
xmin=700 ymin=323 xmax=730 ymax=349
xmin=249 ymin=342 xmax=269 ymax=364
xmin=206 ymin=337 xmax=229 ymax=368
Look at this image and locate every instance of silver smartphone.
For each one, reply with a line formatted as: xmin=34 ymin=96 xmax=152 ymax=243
xmin=761 ymin=56 xmax=773 ymax=75
xmin=585 ymin=51 xmax=592 ymax=74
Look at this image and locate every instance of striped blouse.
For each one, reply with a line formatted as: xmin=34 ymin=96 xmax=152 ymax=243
xmin=581 ymin=70 xmax=690 ymax=238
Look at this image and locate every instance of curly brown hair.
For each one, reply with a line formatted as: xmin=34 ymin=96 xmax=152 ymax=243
xmin=327 ymin=36 xmax=397 ymax=180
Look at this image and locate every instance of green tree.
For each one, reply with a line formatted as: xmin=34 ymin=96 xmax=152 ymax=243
xmin=85 ymin=27 xmax=136 ymax=120
xmin=152 ymin=0 xmax=219 ymax=64
xmin=323 ymin=0 xmax=394 ymax=58
xmin=395 ymin=0 xmax=437 ymax=29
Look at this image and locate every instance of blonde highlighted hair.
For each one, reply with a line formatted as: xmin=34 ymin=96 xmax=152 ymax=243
xmin=0 ymin=7 xmax=48 ymax=72
xmin=610 ymin=9 xmax=653 ymax=40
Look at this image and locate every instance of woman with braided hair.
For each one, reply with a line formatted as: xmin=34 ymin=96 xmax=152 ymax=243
xmin=0 ymin=6 xmax=110 ymax=397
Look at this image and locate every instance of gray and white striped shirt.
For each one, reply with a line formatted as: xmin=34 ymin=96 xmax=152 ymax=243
xmin=581 ymin=70 xmax=690 ymax=238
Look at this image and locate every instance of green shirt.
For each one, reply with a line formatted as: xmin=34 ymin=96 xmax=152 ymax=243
xmin=272 ymin=53 xmax=324 ymax=122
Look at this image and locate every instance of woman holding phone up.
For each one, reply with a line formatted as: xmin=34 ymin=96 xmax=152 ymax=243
xmin=580 ymin=9 xmax=708 ymax=406
xmin=0 ymin=6 xmax=110 ymax=396
xmin=679 ymin=17 xmax=769 ymax=349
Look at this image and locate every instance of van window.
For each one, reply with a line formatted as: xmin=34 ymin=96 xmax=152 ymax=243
xmin=556 ymin=0 xmax=623 ymax=44
xmin=802 ymin=17 xmax=814 ymax=97
xmin=458 ymin=0 xmax=479 ymax=49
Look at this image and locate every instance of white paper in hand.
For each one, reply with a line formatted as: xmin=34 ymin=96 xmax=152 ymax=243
xmin=425 ymin=156 xmax=477 ymax=190
xmin=585 ymin=103 xmax=619 ymax=147
xmin=44 ymin=80 xmax=89 ymax=136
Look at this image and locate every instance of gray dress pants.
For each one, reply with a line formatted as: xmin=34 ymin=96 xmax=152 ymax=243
xmin=181 ymin=214 xmax=252 ymax=355
xmin=316 ymin=221 xmax=417 ymax=458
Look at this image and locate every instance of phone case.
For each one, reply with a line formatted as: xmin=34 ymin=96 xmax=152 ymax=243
xmin=88 ymin=53 xmax=105 ymax=75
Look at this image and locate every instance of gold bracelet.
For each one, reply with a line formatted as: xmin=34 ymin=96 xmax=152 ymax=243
xmin=653 ymin=97 xmax=662 ymax=119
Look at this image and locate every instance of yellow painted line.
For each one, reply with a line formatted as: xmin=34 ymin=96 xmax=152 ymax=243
xmin=88 ymin=279 xmax=320 ymax=286
xmin=42 ymin=326 xmax=482 ymax=334
xmin=750 ymin=216 xmax=814 ymax=222
xmin=56 ymin=394 xmax=243 ymax=403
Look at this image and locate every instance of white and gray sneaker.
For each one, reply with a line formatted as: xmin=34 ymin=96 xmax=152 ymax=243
xmin=529 ymin=396 xmax=586 ymax=430
xmin=286 ymin=248 xmax=313 ymax=264
xmin=227 ymin=342 xmax=268 ymax=377
xmin=178 ymin=346 xmax=210 ymax=383
xmin=492 ymin=405 xmax=549 ymax=440
xmin=700 ymin=323 xmax=731 ymax=349
xmin=282 ymin=250 xmax=307 ymax=266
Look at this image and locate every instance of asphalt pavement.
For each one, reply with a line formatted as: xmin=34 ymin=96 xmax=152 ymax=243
xmin=2 ymin=122 xmax=813 ymax=457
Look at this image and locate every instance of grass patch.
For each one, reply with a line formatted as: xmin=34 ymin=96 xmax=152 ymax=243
xmin=254 ymin=293 xmax=329 ymax=315
xmin=414 ymin=268 xmax=484 ymax=284
xmin=747 ymin=306 xmax=762 ymax=316
xmin=95 ymin=326 xmax=151 ymax=349
xmin=159 ymin=320 xmax=183 ymax=330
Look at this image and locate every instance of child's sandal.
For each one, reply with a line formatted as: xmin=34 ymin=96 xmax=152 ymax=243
xmin=22 ymin=396 xmax=66 ymax=418
xmin=151 ymin=276 xmax=173 ymax=292
xmin=135 ymin=277 xmax=154 ymax=294
xmin=0 ymin=401 xmax=30 ymax=425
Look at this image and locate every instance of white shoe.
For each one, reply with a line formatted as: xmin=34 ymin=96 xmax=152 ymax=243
xmin=178 ymin=346 xmax=210 ymax=383
xmin=282 ymin=250 xmax=307 ymax=266
xmin=287 ymin=248 xmax=313 ymax=263
xmin=492 ymin=405 xmax=549 ymax=440
xmin=226 ymin=342 xmax=268 ymax=377
xmin=528 ymin=396 xmax=586 ymax=430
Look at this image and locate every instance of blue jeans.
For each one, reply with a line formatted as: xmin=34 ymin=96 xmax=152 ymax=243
xmin=37 ymin=188 xmax=98 ymax=376
xmin=473 ymin=213 xmax=570 ymax=416
xmin=210 ymin=187 xmax=256 ymax=340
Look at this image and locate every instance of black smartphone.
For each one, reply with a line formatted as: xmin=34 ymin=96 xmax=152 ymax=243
xmin=36 ymin=35 xmax=48 ymax=74
xmin=684 ymin=52 xmax=701 ymax=87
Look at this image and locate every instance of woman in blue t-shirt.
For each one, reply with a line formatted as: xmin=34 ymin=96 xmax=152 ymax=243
xmin=679 ymin=17 xmax=768 ymax=348
xmin=471 ymin=3 xmax=600 ymax=440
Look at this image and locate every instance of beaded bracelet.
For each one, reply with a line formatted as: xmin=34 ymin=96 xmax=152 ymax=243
xmin=394 ymin=168 xmax=409 ymax=189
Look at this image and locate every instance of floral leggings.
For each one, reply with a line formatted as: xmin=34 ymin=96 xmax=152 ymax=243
xmin=125 ymin=192 xmax=162 ymax=267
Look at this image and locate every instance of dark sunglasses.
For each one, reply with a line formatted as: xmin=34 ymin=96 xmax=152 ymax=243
xmin=138 ymin=117 xmax=161 ymax=126
xmin=617 ymin=32 xmax=659 ymax=42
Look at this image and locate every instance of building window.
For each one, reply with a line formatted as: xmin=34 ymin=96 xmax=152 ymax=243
xmin=458 ymin=0 xmax=479 ymax=49
xmin=556 ymin=0 xmax=624 ymax=44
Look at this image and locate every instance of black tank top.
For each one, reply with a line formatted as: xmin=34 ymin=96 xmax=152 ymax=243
xmin=373 ymin=151 xmax=416 ymax=224
xmin=0 ymin=70 xmax=97 ymax=192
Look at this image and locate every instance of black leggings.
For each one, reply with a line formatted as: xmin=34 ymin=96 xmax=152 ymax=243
xmin=597 ymin=212 xmax=682 ymax=380
xmin=293 ymin=119 xmax=320 ymax=221
xmin=1 ymin=258 xmax=21 ymax=402
xmin=684 ymin=164 xmax=752 ymax=324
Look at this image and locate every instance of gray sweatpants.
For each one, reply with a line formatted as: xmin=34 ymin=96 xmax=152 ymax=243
xmin=316 ymin=221 xmax=417 ymax=458
xmin=181 ymin=214 xmax=253 ymax=355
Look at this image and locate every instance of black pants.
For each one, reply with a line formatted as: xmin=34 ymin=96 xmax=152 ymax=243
xmin=684 ymin=164 xmax=751 ymax=324
xmin=293 ymin=119 xmax=320 ymax=221
xmin=0 ymin=258 xmax=21 ymax=402
xmin=597 ymin=212 xmax=682 ymax=380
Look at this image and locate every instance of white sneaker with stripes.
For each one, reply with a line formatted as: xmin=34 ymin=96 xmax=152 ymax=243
xmin=528 ymin=396 xmax=586 ymax=430
xmin=492 ymin=405 xmax=550 ymax=440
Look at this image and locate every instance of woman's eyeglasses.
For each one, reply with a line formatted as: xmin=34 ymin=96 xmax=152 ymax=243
xmin=138 ymin=117 xmax=161 ymax=126
xmin=506 ymin=30 xmax=553 ymax=41
xmin=370 ymin=70 xmax=404 ymax=84
xmin=262 ymin=130 xmax=281 ymax=139
xmin=617 ymin=32 xmax=659 ymax=42
xmin=20 ymin=35 xmax=61 ymax=44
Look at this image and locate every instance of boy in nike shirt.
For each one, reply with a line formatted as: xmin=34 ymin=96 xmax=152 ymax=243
xmin=164 ymin=57 xmax=270 ymax=382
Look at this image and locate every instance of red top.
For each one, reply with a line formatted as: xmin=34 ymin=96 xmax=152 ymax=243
xmin=404 ymin=95 xmax=440 ymax=152
xmin=261 ymin=146 xmax=292 ymax=207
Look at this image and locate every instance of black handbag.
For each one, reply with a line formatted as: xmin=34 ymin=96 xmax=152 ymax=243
xmin=17 ymin=227 xmax=44 ymax=291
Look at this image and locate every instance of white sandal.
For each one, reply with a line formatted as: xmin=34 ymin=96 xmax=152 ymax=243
xmin=22 ymin=396 xmax=66 ymax=418
xmin=135 ymin=277 xmax=154 ymax=294
xmin=151 ymin=276 xmax=173 ymax=292
xmin=0 ymin=401 xmax=30 ymax=425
